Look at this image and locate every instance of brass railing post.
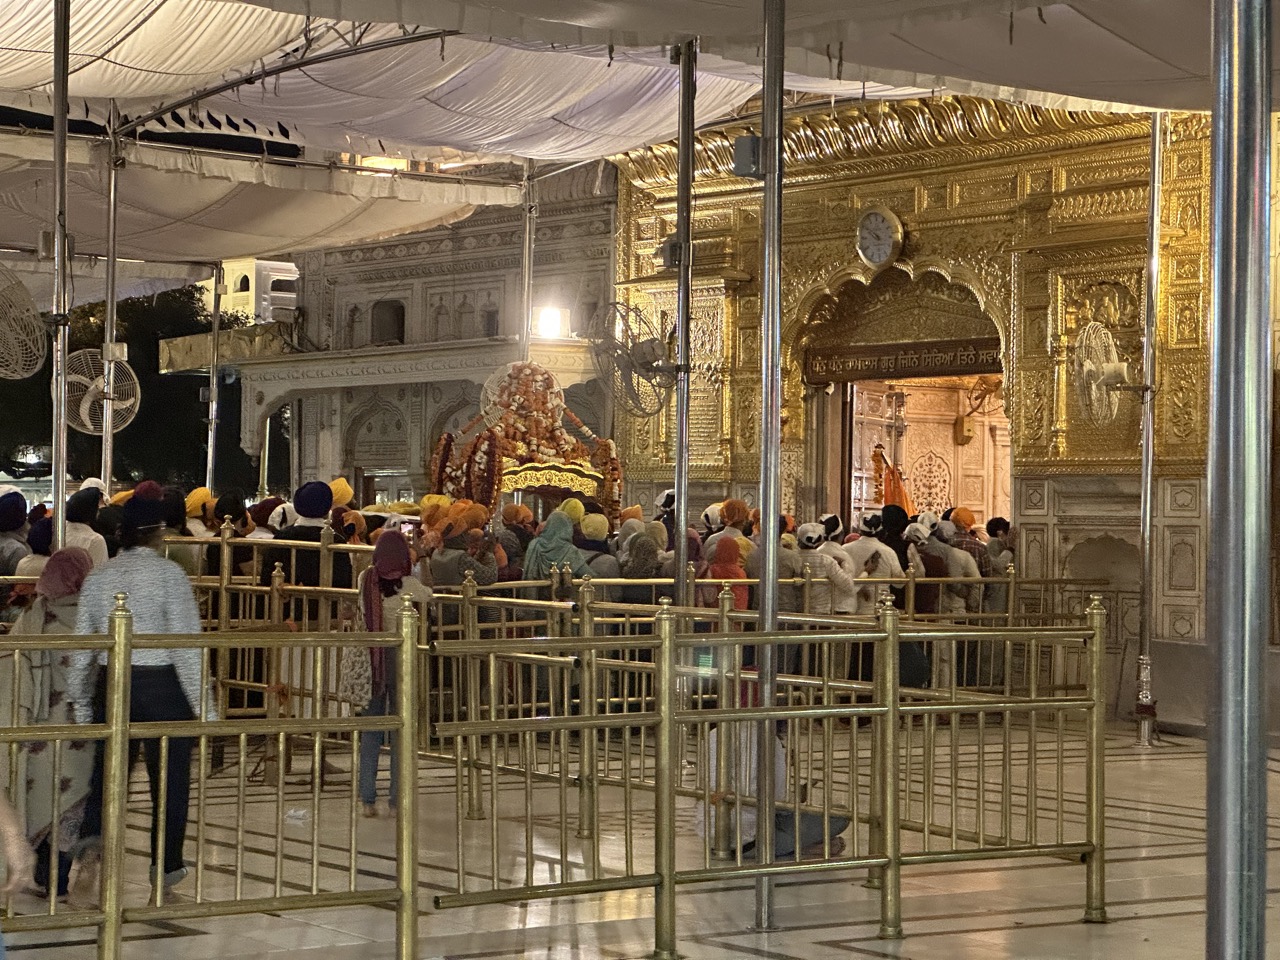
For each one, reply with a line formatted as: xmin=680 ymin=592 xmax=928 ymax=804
xmin=577 ymin=578 xmax=597 ymax=840
xmin=217 ymin=517 xmax=233 ymax=631
xmin=877 ymin=598 xmax=903 ymax=939
xmin=1084 ymin=594 xmax=1108 ymax=923
xmin=270 ymin=562 xmax=285 ymax=624
xmin=98 ymin=593 xmax=133 ymax=960
xmin=712 ymin=583 xmax=734 ymax=860
xmin=905 ymin=564 xmax=917 ymax=621
xmin=396 ymin=597 xmax=421 ymax=960
xmin=461 ymin=571 xmax=484 ymax=820
xmin=1006 ymin=561 xmax=1017 ymax=627
xmin=318 ymin=518 xmax=335 ymax=632
xmin=653 ymin=598 xmax=678 ymax=960
xmin=802 ymin=562 xmax=814 ymax=615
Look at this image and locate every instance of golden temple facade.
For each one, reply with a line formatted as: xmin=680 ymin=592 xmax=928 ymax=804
xmin=613 ymin=98 xmax=1214 ymax=730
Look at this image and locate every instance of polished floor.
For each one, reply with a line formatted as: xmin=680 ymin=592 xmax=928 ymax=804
xmin=3 ymin=729 xmax=1258 ymax=959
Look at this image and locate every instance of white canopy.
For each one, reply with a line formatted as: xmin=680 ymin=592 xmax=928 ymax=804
xmin=0 ymin=255 xmax=212 ymax=308
xmin=234 ymin=0 xmax=1240 ymax=111
xmin=0 ymin=131 xmax=517 ymax=263
xmin=0 ymin=3 xmax=932 ymax=163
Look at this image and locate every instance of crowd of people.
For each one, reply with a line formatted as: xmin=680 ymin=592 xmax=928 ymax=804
xmin=0 ymin=471 xmax=1016 ymax=896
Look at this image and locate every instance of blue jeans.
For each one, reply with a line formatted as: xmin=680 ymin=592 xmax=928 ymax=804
xmin=358 ymin=660 xmax=398 ymax=806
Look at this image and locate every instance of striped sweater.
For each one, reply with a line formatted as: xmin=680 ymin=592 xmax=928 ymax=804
xmin=69 ymin=546 xmax=210 ymax=723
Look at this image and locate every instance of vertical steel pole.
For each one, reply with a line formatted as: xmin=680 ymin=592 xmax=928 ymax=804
xmin=205 ymin=266 xmax=223 ymax=490
xmin=754 ymin=0 xmax=785 ymax=931
xmin=1135 ymin=112 xmax=1165 ymax=747
xmin=653 ymin=600 xmax=678 ymax=959
xmin=100 ymin=102 xmax=122 ymax=488
xmin=673 ymin=40 xmax=697 ymax=609
xmin=50 ymin=0 xmax=71 ymax=550
xmin=395 ymin=597 xmax=420 ymax=960
xmin=257 ymin=413 xmax=271 ymax=501
xmin=1206 ymin=0 xmax=1271 ymax=955
xmin=519 ymin=158 xmax=536 ymax=360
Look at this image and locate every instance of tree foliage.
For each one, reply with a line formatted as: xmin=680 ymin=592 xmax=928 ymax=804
xmin=0 ymin=285 xmax=283 ymax=491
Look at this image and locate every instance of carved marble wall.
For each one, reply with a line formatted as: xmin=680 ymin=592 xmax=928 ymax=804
xmin=275 ymin=166 xmax=616 ymax=494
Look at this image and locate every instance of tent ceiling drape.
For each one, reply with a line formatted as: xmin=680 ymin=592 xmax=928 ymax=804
xmin=0 ymin=131 xmax=518 ymax=263
xmin=0 ymin=256 xmax=212 ymax=308
xmin=228 ymin=0 xmax=1260 ymax=111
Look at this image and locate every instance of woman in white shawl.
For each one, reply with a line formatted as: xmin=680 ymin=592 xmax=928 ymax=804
xmin=3 ymin=547 xmax=96 ymax=896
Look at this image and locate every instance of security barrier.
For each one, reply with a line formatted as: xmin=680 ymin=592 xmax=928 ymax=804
xmin=0 ymin=595 xmax=420 ymax=960
xmin=427 ymin=593 xmax=1110 ymax=954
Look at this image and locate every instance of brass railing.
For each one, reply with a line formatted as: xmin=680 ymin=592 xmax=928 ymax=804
xmin=0 ymin=596 xmax=420 ymax=960
xmin=426 ymin=594 xmax=1110 ymax=953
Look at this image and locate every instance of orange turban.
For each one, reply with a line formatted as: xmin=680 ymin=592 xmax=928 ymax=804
xmin=951 ymin=506 xmax=976 ymax=531
xmin=721 ymin=499 xmax=749 ymax=527
xmin=620 ymin=504 xmax=643 ymax=523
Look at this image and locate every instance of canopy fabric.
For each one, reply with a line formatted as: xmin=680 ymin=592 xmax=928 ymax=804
xmin=0 ymin=3 xmax=932 ymax=163
xmin=0 ymin=131 xmax=518 ymax=263
xmin=233 ymin=0 xmax=1245 ymax=111
xmin=0 ymin=256 xmax=212 ymax=309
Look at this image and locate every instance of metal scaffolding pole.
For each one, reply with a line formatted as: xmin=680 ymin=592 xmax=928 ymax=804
xmin=1206 ymin=0 xmax=1271 ymax=955
xmin=257 ymin=413 xmax=271 ymax=501
xmin=672 ymin=40 xmax=697 ymax=606
xmin=205 ymin=267 xmax=224 ymax=490
xmin=519 ymin=159 xmax=536 ymax=360
xmin=1135 ymin=112 xmax=1165 ymax=747
xmin=100 ymin=103 xmax=122 ymax=489
xmin=754 ymin=0 xmax=785 ymax=931
xmin=50 ymin=0 xmax=71 ymax=550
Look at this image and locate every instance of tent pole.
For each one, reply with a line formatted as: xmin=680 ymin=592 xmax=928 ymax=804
xmin=519 ymin=159 xmax=536 ymax=360
xmin=1135 ymin=112 xmax=1164 ymax=747
xmin=754 ymin=0 xmax=785 ymax=932
xmin=100 ymin=102 xmax=122 ymax=489
xmin=257 ymin=413 xmax=271 ymax=501
xmin=672 ymin=39 xmax=696 ymax=608
xmin=1206 ymin=0 xmax=1271 ymax=956
xmin=50 ymin=0 xmax=71 ymax=548
xmin=205 ymin=266 xmax=223 ymax=490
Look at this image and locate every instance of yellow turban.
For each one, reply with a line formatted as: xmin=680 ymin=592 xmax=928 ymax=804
xmin=620 ymin=504 xmax=644 ymax=523
xmin=109 ymin=489 xmax=135 ymax=507
xmin=185 ymin=486 xmax=213 ymax=518
xmin=559 ymin=498 xmax=586 ymax=525
xmin=420 ymin=494 xmax=452 ymax=528
xmin=330 ymin=477 xmax=355 ymax=508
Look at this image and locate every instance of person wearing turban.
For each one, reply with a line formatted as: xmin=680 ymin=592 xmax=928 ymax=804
xmin=65 ymin=488 xmax=109 ymax=568
xmin=330 ymin=477 xmax=355 ymax=511
xmin=183 ymin=487 xmax=216 ymax=538
xmin=247 ymin=498 xmax=284 ymax=539
xmin=619 ymin=504 xmax=643 ymax=524
xmin=0 ymin=491 xmax=31 ymax=577
xmin=8 ymin=547 xmax=96 ymax=896
xmin=578 ymin=513 xmax=620 ymax=601
xmin=703 ymin=498 xmax=748 ymax=563
xmin=259 ymin=482 xmax=352 ymax=589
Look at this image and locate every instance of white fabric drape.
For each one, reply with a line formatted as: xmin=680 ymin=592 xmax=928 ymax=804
xmin=0 ymin=132 xmax=518 ymax=262
xmin=228 ymin=0 xmax=1250 ymax=111
xmin=0 ymin=257 xmax=212 ymax=308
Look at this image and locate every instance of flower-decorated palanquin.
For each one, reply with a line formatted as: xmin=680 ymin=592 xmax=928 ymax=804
xmin=428 ymin=361 xmax=623 ymax=521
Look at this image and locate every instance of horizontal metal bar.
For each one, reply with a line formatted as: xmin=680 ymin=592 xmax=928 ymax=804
xmin=435 ymin=873 xmax=661 ymax=909
xmin=675 ymin=855 xmax=889 ymax=884
xmin=0 ymin=723 xmax=110 ymax=743
xmin=899 ymin=698 xmax=1096 ymax=714
xmin=434 ymin=712 xmax=657 ymax=738
xmin=129 ymin=716 xmax=400 ymax=737
xmin=122 ymin=888 xmax=400 ymax=922
xmin=898 ymin=843 xmax=1093 ymax=866
xmin=0 ymin=910 xmax=106 ymax=932
xmin=130 ymin=631 xmax=399 ymax=648
xmin=674 ymin=704 xmax=887 ymax=723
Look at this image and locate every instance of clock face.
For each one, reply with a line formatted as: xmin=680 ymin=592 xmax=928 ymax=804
xmin=857 ymin=210 xmax=899 ymax=267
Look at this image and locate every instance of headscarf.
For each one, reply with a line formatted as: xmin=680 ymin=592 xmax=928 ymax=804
xmin=342 ymin=510 xmax=368 ymax=543
xmin=903 ymin=522 xmax=932 ymax=545
xmin=879 ymin=504 xmax=912 ymax=570
xmin=523 ymin=511 xmax=590 ymax=580
xmin=249 ymin=497 xmax=284 ymax=529
xmin=734 ymin=536 xmax=756 ymax=561
xmin=621 ymin=532 xmax=660 ymax=578
xmin=614 ymin=518 xmax=645 ymax=564
xmin=684 ymin=527 xmax=704 ymax=565
xmin=36 ymin=547 xmax=93 ymax=601
xmin=362 ymin=530 xmax=413 ymax=693
xmin=497 ymin=528 xmax=523 ymax=562
xmin=645 ymin=520 xmax=670 ymax=551
xmin=363 ymin=530 xmax=412 ymax=630
xmin=706 ymin=538 xmax=748 ymax=610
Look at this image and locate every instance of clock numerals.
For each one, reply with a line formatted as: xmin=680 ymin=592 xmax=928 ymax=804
xmin=858 ymin=208 xmax=900 ymax=269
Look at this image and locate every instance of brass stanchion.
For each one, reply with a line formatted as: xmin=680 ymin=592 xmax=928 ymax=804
xmin=1084 ymin=595 xmax=1109 ymax=923
xmin=877 ymin=598 xmax=903 ymax=939
xmin=462 ymin=572 xmax=484 ymax=821
xmin=98 ymin=593 xmax=133 ymax=960
xmin=577 ymin=578 xmax=597 ymax=840
xmin=653 ymin=599 xmax=678 ymax=960
xmin=396 ymin=597 xmax=421 ymax=960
